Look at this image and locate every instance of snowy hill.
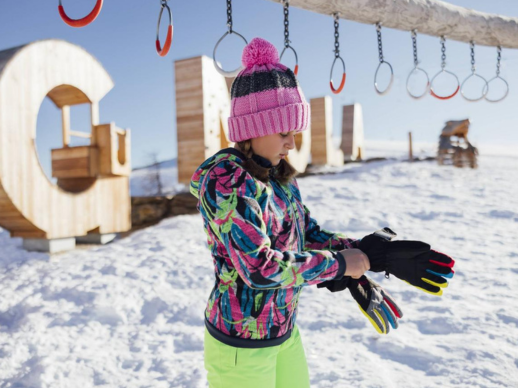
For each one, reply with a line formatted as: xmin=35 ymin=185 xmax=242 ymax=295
xmin=1 ymin=142 xmax=517 ymax=387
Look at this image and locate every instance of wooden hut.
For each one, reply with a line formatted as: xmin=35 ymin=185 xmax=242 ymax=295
xmin=437 ymin=119 xmax=478 ymax=168
xmin=0 ymin=40 xmax=131 ymax=252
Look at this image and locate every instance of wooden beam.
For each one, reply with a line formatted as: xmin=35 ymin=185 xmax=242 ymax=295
xmin=70 ymin=131 xmax=92 ymax=139
xmin=265 ymin=0 xmax=518 ymax=48
xmin=62 ymin=105 xmax=70 ymax=147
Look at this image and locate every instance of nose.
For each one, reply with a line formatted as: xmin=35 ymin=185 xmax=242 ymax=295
xmin=285 ymin=133 xmax=295 ymax=150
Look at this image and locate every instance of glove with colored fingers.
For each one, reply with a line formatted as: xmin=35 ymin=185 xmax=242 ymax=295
xmin=348 ymin=275 xmax=403 ymax=334
xmin=359 ymin=227 xmax=455 ymax=296
xmin=317 ymin=275 xmax=403 ymax=334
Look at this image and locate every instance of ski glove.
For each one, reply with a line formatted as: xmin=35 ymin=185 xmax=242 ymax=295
xmin=317 ymin=275 xmax=403 ymax=334
xmin=358 ymin=227 xmax=455 ymax=296
xmin=348 ymin=276 xmax=403 ymax=334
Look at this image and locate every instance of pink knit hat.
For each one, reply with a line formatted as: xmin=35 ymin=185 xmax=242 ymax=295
xmin=228 ymin=37 xmax=310 ymax=142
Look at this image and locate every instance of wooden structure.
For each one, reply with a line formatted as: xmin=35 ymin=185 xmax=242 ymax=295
xmin=175 ymin=55 xmax=311 ymax=182
xmin=340 ymin=104 xmax=364 ymax=161
xmin=437 ymin=119 xmax=478 ymax=168
xmin=266 ymin=0 xmax=518 ymax=48
xmin=409 ymin=132 xmax=413 ymax=162
xmin=310 ymin=97 xmax=344 ymax=166
xmin=175 ymin=56 xmax=232 ymax=184
xmin=0 ymin=40 xmax=131 ymax=252
xmin=286 ymin=120 xmax=311 ymax=173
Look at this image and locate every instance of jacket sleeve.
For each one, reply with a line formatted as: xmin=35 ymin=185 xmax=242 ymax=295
xmin=200 ymin=160 xmax=345 ymax=290
xmin=290 ymin=179 xmax=360 ymax=252
xmin=303 ymin=204 xmax=360 ymax=251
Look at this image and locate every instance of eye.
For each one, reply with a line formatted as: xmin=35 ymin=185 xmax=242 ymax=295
xmin=280 ymin=133 xmax=289 ymax=138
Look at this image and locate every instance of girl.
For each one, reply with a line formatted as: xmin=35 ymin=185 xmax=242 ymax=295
xmin=190 ymin=38 xmax=405 ymax=388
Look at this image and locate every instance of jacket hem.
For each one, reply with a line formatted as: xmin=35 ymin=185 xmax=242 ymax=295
xmin=204 ymin=319 xmax=292 ymax=349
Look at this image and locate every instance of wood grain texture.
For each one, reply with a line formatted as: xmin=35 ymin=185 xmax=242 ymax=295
xmin=266 ymin=0 xmax=518 ymax=48
xmin=0 ymin=40 xmax=131 ymax=239
xmin=310 ymin=96 xmax=344 ymax=166
xmin=341 ymin=104 xmax=364 ymax=161
xmin=175 ymin=56 xmax=232 ymax=184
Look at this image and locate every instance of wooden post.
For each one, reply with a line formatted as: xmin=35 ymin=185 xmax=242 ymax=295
xmin=62 ymin=105 xmax=70 ymax=147
xmin=340 ymin=104 xmax=364 ymax=161
xmin=409 ymin=132 xmax=413 ymax=162
xmin=309 ymin=96 xmax=343 ymax=166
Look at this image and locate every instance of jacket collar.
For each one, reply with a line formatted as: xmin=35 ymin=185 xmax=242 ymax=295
xmin=217 ymin=147 xmax=273 ymax=169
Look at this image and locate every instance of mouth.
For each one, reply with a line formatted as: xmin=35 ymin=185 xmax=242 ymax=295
xmin=279 ymin=154 xmax=287 ymax=159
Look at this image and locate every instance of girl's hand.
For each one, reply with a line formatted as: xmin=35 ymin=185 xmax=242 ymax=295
xmin=339 ymin=248 xmax=370 ymax=279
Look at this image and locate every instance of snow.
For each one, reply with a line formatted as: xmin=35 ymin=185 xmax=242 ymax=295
xmin=1 ymin=141 xmax=518 ymax=387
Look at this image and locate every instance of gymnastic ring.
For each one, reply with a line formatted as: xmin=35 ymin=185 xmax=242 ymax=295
xmin=430 ymin=69 xmax=460 ymax=100
xmin=213 ymin=31 xmax=248 ymax=78
xmin=329 ymin=56 xmax=346 ymax=94
xmin=406 ymin=67 xmax=430 ymax=99
xmin=483 ymin=76 xmax=509 ymax=103
xmin=280 ymin=45 xmax=299 ymax=76
xmin=156 ymin=1 xmax=173 ymax=57
xmin=374 ymin=60 xmax=394 ymax=95
xmin=460 ymin=73 xmax=488 ymax=102
xmin=58 ymin=0 xmax=103 ymax=28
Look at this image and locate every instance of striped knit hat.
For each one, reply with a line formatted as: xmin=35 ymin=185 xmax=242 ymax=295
xmin=228 ymin=37 xmax=310 ymax=142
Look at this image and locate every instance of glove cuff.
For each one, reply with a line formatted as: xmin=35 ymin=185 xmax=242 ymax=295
xmin=332 ymin=251 xmax=346 ymax=281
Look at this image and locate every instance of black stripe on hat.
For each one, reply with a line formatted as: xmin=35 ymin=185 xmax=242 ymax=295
xmin=231 ymin=68 xmax=298 ymax=98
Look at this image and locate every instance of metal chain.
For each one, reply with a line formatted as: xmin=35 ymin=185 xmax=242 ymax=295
xmin=333 ymin=13 xmax=340 ymax=57
xmin=160 ymin=0 xmax=167 ymax=6
xmin=496 ymin=45 xmax=501 ymax=76
xmin=440 ymin=36 xmax=446 ymax=69
xmin=226 ymin=0 xmax=233 ymax=33
xmin=411 ymin=29 xmax=418 ymax=67
xmin=376 ymin=22 xmax=383 ymax=63
xmin=470 ymin=41 xmax=476 ymax=73
xmin=283 ymin=0 xmax=290 ymax=48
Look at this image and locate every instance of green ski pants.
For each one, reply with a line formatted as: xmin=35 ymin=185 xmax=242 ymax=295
xmin=204 ymin=325 xmax=311 ymax=388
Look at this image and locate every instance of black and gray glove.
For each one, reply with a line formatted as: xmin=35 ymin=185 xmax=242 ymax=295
xmin=359 ymin=227 xmax=455 ymax=296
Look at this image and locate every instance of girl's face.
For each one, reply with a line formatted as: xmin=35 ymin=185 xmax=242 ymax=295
xmin=251 ymin=131 xmax=296 ymax=166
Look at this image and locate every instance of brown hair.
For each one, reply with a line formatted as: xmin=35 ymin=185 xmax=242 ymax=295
xmin=236 ymin=140 xmax=298 ymax=185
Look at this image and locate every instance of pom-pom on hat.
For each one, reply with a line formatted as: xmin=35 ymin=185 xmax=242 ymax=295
xmin=241 ymin=37 xmax=280 ymax=68
xmin=228 ymin=37 xmax=310 ymax=143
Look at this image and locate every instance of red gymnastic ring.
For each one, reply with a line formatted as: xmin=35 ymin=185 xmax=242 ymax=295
xmin=58 ymin=0 xmax=103 ymax=28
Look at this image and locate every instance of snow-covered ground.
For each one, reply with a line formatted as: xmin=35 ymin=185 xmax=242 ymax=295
xmin=1 ymin=141 xmax=517 ymax=387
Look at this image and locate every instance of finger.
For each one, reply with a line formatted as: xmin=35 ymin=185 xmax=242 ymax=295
xmin=422 ymin=273 xmax=448 ymax=288
xmin=429 ymin=250 xmax=455 ymax=267
xmin=427 ymin=262 xmax=454 ymax=276
xmin=359 ymin=305 xmax=385 ymax=334
xmin=427 ymin=268 xmax=454 ymax=279
xmin=362 ymin=255 xmax=371 ymax=271
xmin=403 ymin=279 xmax=443 ymax=296
xmin=380 ymin=301 xmax=398 ymax=330
xmin=375 ymin=305 xmax=391 ymax=334
xmin=381 ymin=290 xmax=403 ymax=319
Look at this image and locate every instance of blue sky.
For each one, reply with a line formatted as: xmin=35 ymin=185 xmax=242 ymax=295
xmin=0 ymin=0 xmax=517 ymax=177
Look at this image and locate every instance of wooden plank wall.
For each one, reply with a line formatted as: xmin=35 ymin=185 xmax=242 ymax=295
xmin=340 ymin=104 xmax=364 ymax=161
xmin=175 ymin=56 xmax=233 ymax=184
xmin=310 ymin=96 xmax=344 ymax=166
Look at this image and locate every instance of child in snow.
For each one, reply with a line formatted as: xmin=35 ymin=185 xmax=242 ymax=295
xmin=190 ymin=37 xmax=455 ymax=388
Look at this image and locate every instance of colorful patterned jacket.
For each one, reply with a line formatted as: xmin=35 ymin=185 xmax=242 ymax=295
xmin=190 ymin=148 xmax=358 ymax=348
